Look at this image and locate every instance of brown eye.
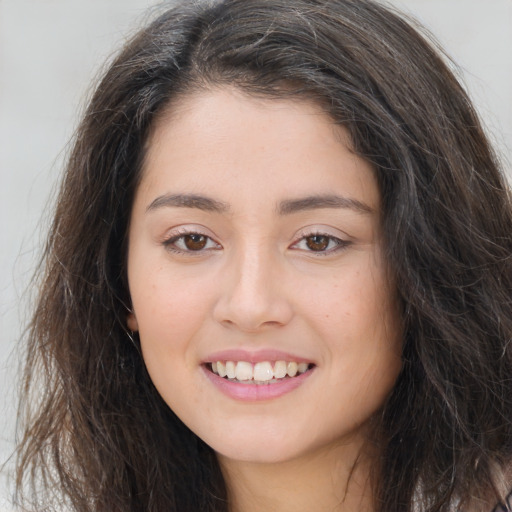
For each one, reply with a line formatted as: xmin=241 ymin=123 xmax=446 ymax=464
xmin=305 ymin=235 xmax=330 ymax=251
xmin=183 ymin=234 xmax=208 ymax=251
xmin=164 ymin=231 xmax=220 ymax=254
xmin=291 ymin=232 xmax=348 ymax=255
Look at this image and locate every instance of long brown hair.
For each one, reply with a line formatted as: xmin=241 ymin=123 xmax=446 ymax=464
xmin=16 ymin=1 xmax=512 ymax=510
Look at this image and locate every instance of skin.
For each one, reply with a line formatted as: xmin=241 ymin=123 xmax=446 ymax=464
xmin=127 ymin=87 xmax=403 ymax=511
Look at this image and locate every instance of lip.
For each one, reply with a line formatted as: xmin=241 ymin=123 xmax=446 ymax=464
xmin=203 ymin=348 xmax=314 ymax=365
xmin=201 ymin=364 xmax=314 ymax=401
xmin=201 ymin=349 xmax=316 ymax=402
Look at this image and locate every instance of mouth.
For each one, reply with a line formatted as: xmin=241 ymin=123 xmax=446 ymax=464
xmin=206 ymin=360 xmax=314 ymax=384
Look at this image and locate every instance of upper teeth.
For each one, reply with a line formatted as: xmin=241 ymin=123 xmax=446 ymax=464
xmin=211 ymin=361 xmax=310 ymax=381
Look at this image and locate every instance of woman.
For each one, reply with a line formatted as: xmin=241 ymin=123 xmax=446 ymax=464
xmin=16 ymin=0 xmax=512 ymax=510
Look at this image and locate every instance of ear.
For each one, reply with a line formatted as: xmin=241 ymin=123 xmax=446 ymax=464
xmin=127 ymin=312 xmax=139 ymax=332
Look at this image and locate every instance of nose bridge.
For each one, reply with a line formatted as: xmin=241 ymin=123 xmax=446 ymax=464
xmin=236 ymin=239 xmax=273 ymax=299
xmin=213 ymin=237 xmax=292 ymax=331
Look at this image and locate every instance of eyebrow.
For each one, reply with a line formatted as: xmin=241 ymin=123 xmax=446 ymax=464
xmin=146 ymin=193 xmax=230 ymax=213
xmin=277 ymin=194 xmax=374 ymax=215
xmin=146 ymin=193 xmax=373 ymax=215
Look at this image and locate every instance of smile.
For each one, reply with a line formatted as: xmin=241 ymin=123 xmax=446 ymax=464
xmin=210 ymin=360 xmax=312 ymax=383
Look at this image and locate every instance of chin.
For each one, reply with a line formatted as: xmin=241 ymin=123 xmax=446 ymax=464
xmin=206 ymin=428 xmax=305 ymax=465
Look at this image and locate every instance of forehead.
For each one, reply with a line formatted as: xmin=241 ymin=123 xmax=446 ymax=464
xmin=138 ymin=87 xmax=379 ymax=212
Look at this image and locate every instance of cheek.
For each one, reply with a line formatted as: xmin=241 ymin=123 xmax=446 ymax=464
xmin=303 ymin=257 xmax=402 ymax=391
xmin=128 ymin=261 xmax=212 ymax=363
xmin=131 ymin=275 xmax=209 ymax=411
xmin=303 ymin=258 xmax=396 ymax=333
xmin=129 ymin=249 xmax=213 ymax=321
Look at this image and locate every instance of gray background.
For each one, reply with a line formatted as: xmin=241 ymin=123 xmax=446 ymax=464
xmin=1 ymin=0 xmax=511 ymax=508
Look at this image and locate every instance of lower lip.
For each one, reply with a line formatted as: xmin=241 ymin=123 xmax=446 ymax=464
xmin=202 ymin=366 xmax=314 ymax=402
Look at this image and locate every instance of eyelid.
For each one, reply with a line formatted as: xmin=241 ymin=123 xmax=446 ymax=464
xmin=290 ymin=226 xmax=352 ymax=254
xmin=161 ymin=225 xmax=222 ymax=254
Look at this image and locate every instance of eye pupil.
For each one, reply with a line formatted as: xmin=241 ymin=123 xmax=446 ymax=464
xmin=184 ymin=234 xmax=207 ymax=250
xmin=306 ymin=235 xmax=329 ymax=251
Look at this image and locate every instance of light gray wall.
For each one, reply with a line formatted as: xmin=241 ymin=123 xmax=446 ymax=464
xmin=1 ymin=0 xmax=511 ymax=508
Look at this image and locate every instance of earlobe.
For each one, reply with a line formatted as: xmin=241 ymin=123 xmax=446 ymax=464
xmin=127 ymin=312 xmax=139 ymax=332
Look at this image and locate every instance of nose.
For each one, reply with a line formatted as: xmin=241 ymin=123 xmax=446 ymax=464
xmin=212 ymin=243 xmax=294 ymax=332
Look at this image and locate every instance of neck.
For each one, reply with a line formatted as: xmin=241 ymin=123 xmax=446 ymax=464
xmin=218 ymin=438 xmax=377 ymax=512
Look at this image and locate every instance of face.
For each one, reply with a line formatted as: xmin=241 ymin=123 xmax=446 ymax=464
xmin=127 ymin=87 xmax=402 ymax=465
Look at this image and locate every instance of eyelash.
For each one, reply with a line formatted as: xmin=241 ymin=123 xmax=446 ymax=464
xmin=290 ymin=231 xmax=350 ymax=255
xmin=162 ymin=229 xmax=221 ymax=255
xmin=163 ymin=229 xmax=350 ymax=256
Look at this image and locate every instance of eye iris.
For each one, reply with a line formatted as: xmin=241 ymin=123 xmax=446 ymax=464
xmin=184 ymin=234 xmax=207 ymax=251
xmin=306 ymin=235 xmax=330 ymax=251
